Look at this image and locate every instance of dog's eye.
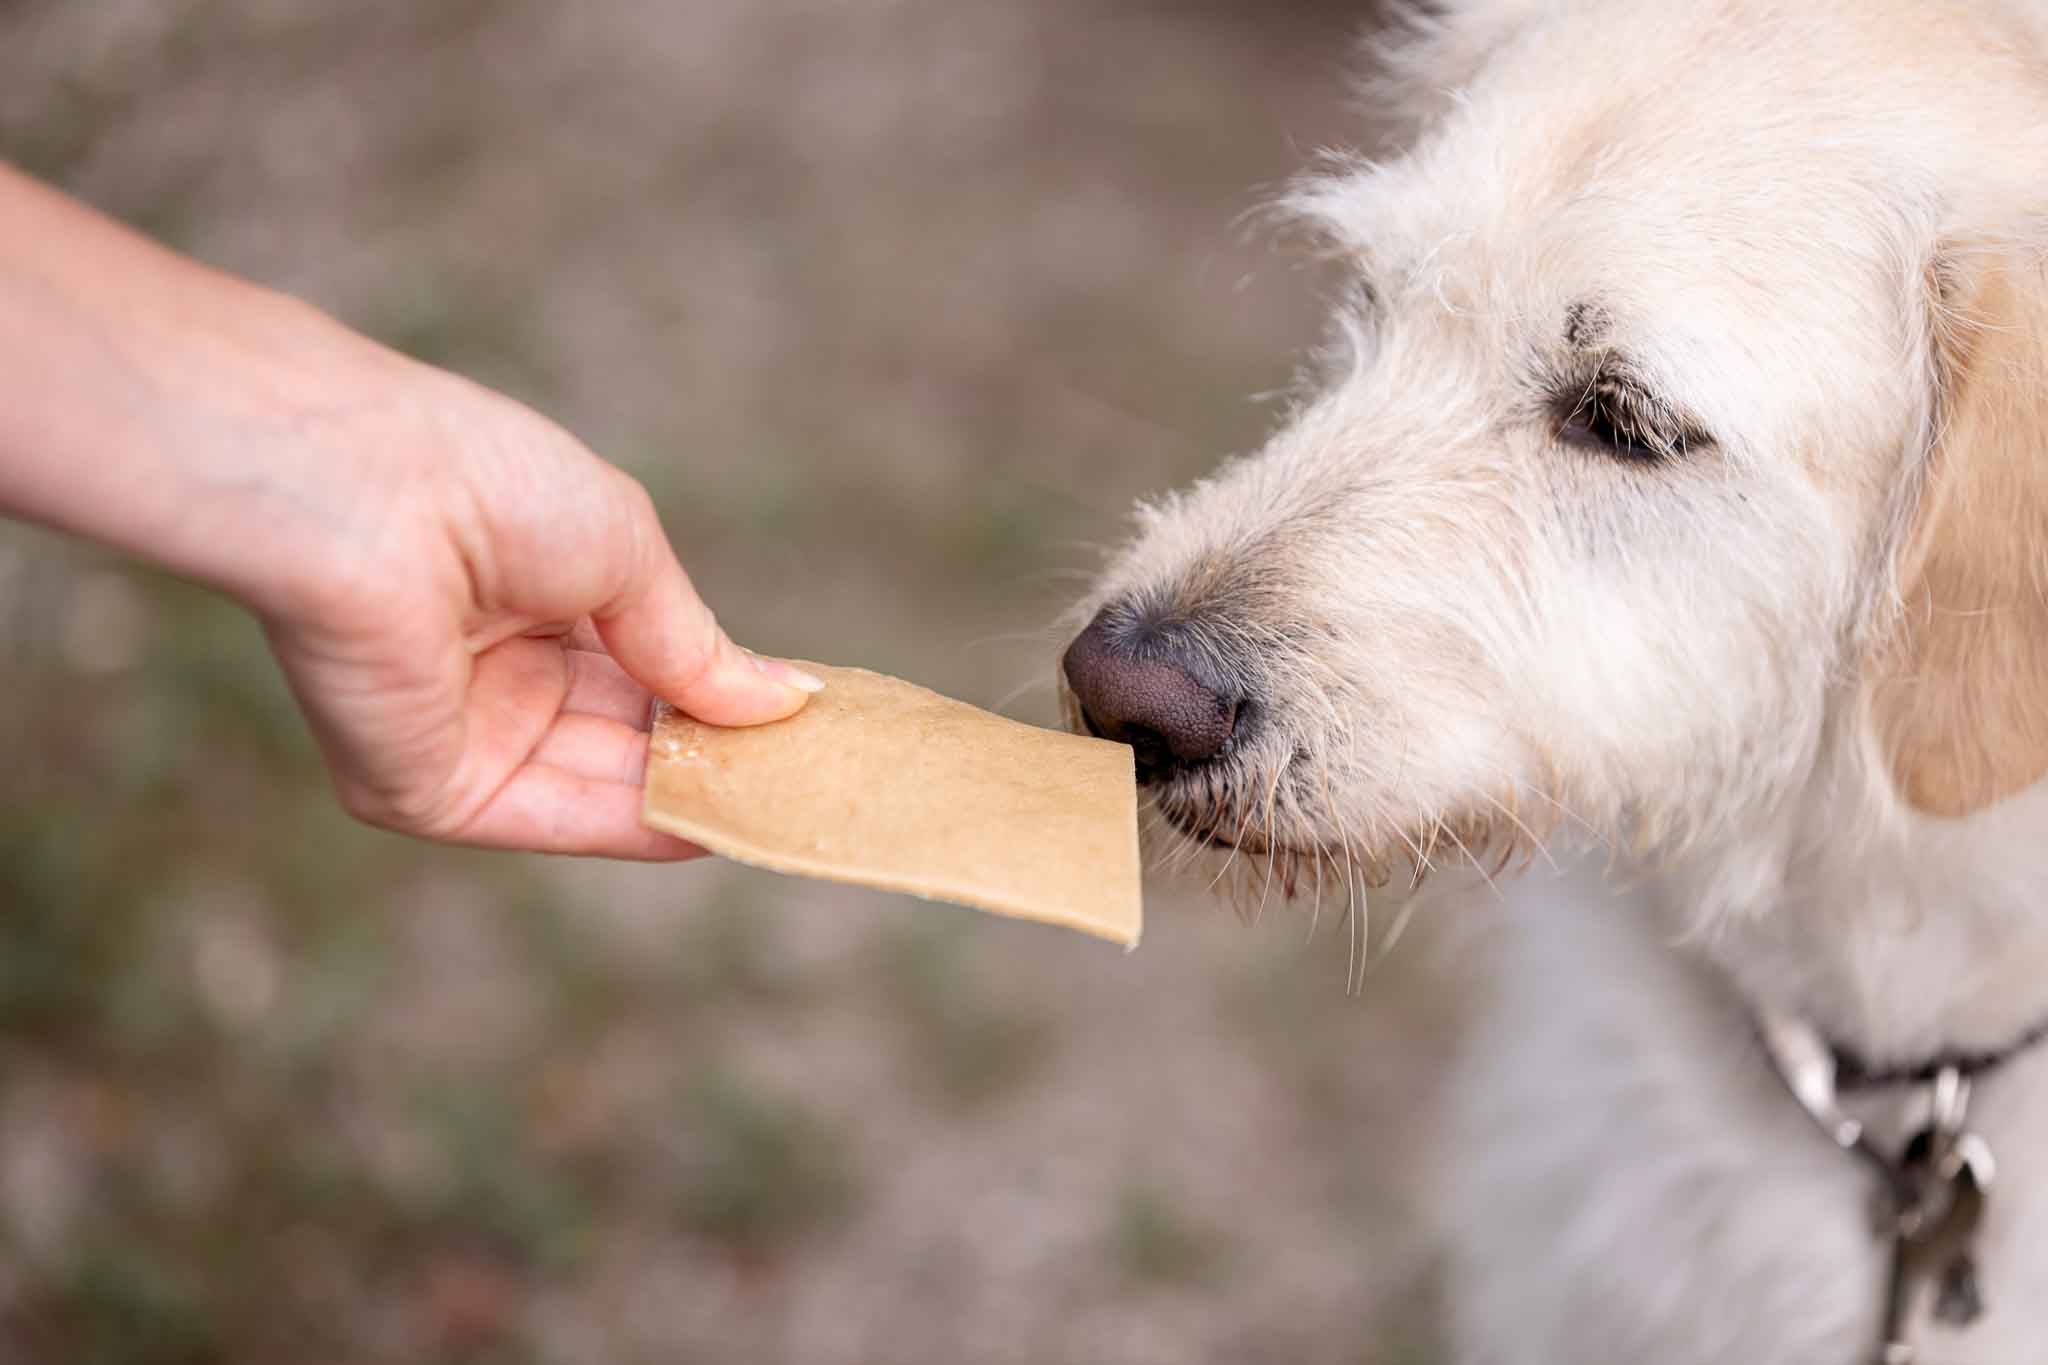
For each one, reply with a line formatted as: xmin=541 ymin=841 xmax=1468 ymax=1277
xmin=1559 ymin=400 xmax=1665 ymax=461
xmin=1555 ymin=380 xmax=1699 ymax=463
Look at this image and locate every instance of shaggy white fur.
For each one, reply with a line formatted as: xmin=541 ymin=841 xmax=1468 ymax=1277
xmin=1070 ymin=2 xmax=2048 ymax=1359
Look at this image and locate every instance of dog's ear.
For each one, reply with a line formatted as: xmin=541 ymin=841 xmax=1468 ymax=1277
xmin=1872 ymin=247 xmax=2048 ymax=817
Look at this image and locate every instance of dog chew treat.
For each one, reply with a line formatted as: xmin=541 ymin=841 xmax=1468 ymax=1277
xmin=641 ymin=665 xmax=1143 ymax=946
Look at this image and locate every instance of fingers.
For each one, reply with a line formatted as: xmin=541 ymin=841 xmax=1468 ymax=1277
xmin=593 ymin=481 xmax=823 ymax=727
xmin=520 ymin=620 xmax=578 ymax=641
xmin=563 ymin=648 xmax=656 ymax=728
xmin=454 ymin=763 xmax=707 ymax=861
xmin=440 ymin=646 xmax=701 ymax=859
xmin=529 ymin=711 xmax=652 ymax=786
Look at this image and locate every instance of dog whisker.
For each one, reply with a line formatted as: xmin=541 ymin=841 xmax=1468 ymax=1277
xmin=1345 ymin=847 xmax=1365 ymax=997
xmin=989 ymin=677 xmax=1058 ymax=718
xmin=1492 ymin=782 xmax=1560 ymax=872
xmin=1370 ymin=884 xmax=1427 ymax=971
xmin=1438 ymin=823 xmax=1506 ymax=904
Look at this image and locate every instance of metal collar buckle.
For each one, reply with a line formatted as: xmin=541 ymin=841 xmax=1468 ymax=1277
xmin=1760 ymin=1015 xmax=1996 ymax=1365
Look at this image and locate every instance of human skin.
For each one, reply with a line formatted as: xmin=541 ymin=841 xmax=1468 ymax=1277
xmin=0 ymin=162 xmax=821 ymax=861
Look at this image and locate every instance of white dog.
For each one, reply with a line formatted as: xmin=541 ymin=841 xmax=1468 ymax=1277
xmin=1060 ymin=2 xmax=2048 ymax=1360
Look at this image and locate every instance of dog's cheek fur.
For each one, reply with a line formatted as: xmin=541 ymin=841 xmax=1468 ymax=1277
xmin=1510 ymin=462 xmax=1854 ymax=854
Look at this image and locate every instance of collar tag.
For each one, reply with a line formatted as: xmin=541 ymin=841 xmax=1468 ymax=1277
xmin=1757 ymin=1015 xmax=2002 ymax=1361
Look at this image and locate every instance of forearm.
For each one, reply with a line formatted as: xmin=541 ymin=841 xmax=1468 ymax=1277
xmin=0 ymin=162 xmax=395 ymax=615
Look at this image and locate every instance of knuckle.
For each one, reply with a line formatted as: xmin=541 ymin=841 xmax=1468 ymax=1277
xmin=618 ymin=472 xmax=659 ymax=517
xmin=667 ymin=611 xmax=726 ymax=693
xmin=333 ymin=776 xmax=458 ymax=839
xmin=612 ymin=473 xmax=661 ymax=547
xmin=332 ymin=779 xmax=397 ymax=830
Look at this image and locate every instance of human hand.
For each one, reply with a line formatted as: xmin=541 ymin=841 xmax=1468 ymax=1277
xmin=0 ymin=164 xmax=821 ymax=859
xmin=255 ymin=363 xmax=823 ymax=861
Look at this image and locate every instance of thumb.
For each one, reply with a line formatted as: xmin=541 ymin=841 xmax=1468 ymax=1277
xmin=595 ymin=484 xmax=822 ymax=726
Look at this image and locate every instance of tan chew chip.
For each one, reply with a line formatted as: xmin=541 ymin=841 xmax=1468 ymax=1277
xmin=642 ymin=665 xmax=1142 ymax=946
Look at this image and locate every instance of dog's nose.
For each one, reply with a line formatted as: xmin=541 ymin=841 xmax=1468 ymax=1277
xmin=1062 ymin=608 xmax=1239 ymax=782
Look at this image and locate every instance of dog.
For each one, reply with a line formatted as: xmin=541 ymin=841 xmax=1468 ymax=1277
xmin=1059 ymin=2 xmax=2048 ymax=1361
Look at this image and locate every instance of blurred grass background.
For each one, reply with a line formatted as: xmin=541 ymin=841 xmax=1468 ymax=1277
xmin=0 ymin=2 xmax=1464 ymax=1361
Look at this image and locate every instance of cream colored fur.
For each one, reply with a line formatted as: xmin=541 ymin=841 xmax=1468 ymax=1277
xmin=1071 ymin=2 xmax=2048 ymax=1359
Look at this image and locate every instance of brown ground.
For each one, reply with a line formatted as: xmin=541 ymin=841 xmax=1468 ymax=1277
xmin=0 ymin=3 xmax=1464 ymax=1361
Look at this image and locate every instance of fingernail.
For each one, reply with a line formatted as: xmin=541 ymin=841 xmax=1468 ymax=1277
xmin=749 ymin=653 xmax=826 ymax=694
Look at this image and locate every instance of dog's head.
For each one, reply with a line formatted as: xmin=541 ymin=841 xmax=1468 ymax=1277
xmin=1061 ymin=0 xmax=2048 ymax=897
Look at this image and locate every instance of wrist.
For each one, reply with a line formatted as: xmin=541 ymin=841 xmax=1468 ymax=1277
xmin=146 ymin=290 xmax=437 ymax=621
xmin=0 ymin=167 xmax=435 ymax=622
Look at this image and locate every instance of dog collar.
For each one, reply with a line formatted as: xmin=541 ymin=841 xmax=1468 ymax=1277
xmin=1827 ymin=1018 xmax=2048 ymax=1092
xmin=1759 ymin=1012 xmax=2048 ymax=1364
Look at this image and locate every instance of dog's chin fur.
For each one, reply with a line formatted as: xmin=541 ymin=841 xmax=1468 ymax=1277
xmin=1066 ymin=1 xmax=2048 ymax=1360
xmin=1149 ymin=766 xmax=1539 ymax=897
xmin=1059 ymin=678 xmax=1541 ymax=910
